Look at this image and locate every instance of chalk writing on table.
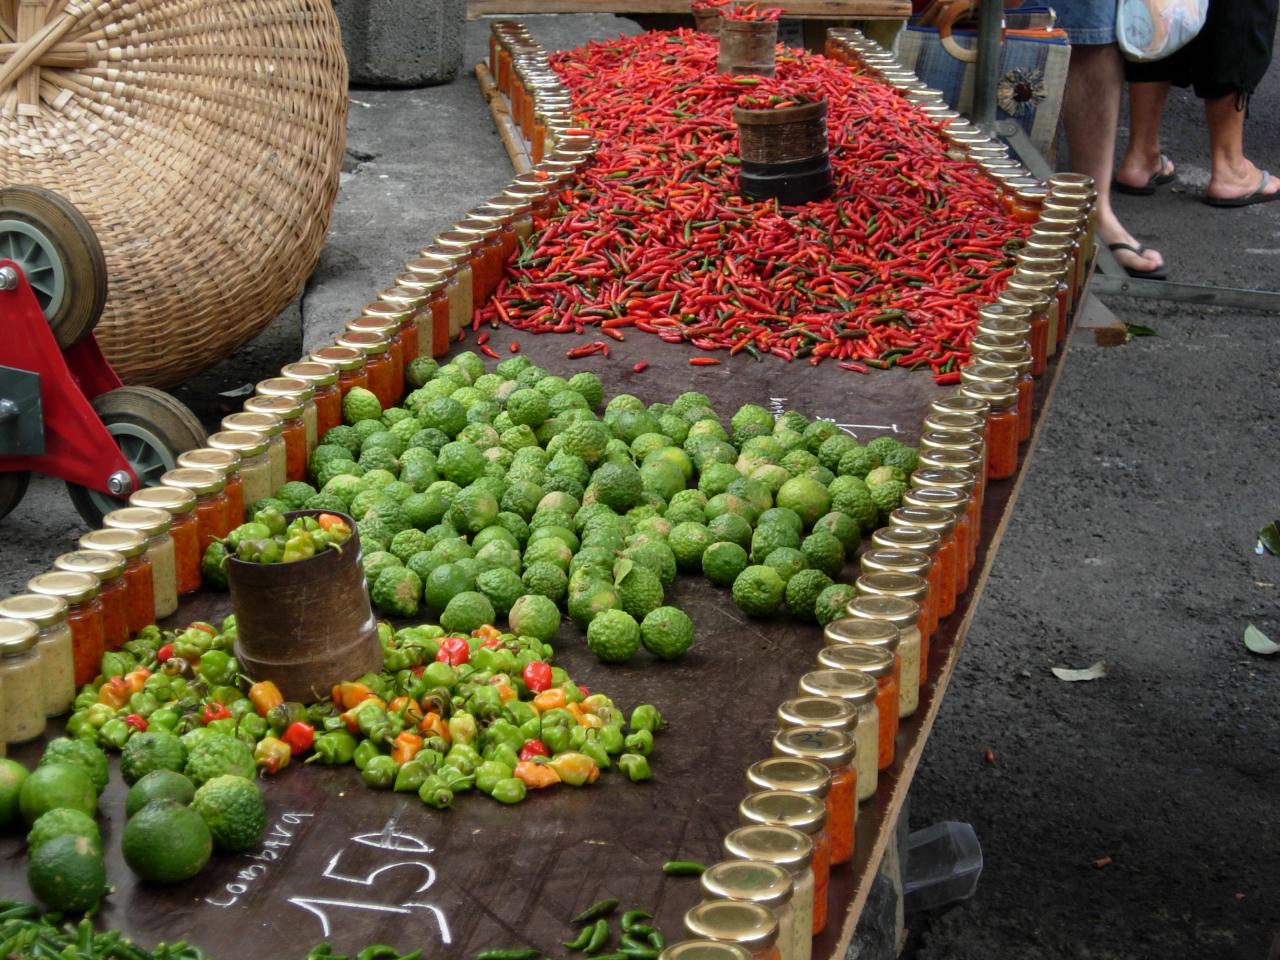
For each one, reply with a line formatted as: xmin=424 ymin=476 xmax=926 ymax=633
xmin=768 ymin=397 xmax=900 ymax=438
xmin=206 ymin=811 xmax=313 ymax=909
xmin=286 ymin=818 xmax=453 ymax=944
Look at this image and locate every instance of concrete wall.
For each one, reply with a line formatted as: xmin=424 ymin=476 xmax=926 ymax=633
xmin=332 ymin=0 xmax=466 ymax=87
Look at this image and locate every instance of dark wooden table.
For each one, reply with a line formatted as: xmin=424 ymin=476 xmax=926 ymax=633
xmin=1 ymin=322 xmax=1071 ymax=957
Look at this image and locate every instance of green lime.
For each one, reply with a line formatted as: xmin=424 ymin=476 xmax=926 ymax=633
xmin=508 ymin=594 xmax=562 ymax=642
xmin=731 ymin=565 xmax=785 ymax=618
xmin=775 ymin=476 xmax=833 ymax=529
xmin=27 ymin=834 xmax=106 ymax=912
xmin=0 ymin=758 xmax=29 ymax=827
xmin=126 ymin=770 xmax=197 ymax=818
xmin=19 ymin=764 xmax=96 ymax=826
xmin=122 ymin=800 xmax=212 ymax=884
xmin=439 ymin=592 xmax=495 ymax=634
xmin=702 ymin=541 xmax=749 ymax=587
xmin=640 ymin=606 xmax=694 ymax=660
xmin=342 ymin=386 xmax=382 ymax=424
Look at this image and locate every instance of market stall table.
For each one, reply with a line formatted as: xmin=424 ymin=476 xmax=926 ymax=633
xmin=0 ymin=321 xmax=1072 ymax=956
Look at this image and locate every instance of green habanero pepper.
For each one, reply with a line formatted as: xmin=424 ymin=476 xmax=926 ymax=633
xmin=541 ymin=725 xmax=572 ymax=755
xmin=147 ymin=707 xmax=179 ymax=733
xmin=581 ymin=739 xmax=611 ymax=770
xmin=253 ymin=506 xmax=287 ymax=537
xmin=228 ymin=698 xmax=255 ymax=722
xmin=490 ymin=777 xmax=526 ymax=805
xmin=474 ymin=760 xmax=511 ymax=795
xmin=84 ymin=703 xmax=115 ymax=728
xmin=353 ymin=738 xmax=383 ymax=771
xmin=206 ymin=717 xmax=237 ymax=737
xmin=73 ymin=689 xmax=99 ymax=711
xmin=99 ymin=718 xmax=130 ymax=750
xmin=484 ymin=743 xmax=520 ymax=770
xmin=239 ymin=714 xmax=269 ymax=742
xmin=629 ymin=704 xmax=664 ymax=733
xmin=569 ymin=726 xmax=589 ymax=751
xmin=561 ymin=681 xmax=584 ymax=705
xmin=307 ymin=702 xmax=337 ymax=726
xmin=393 ymin=758 xmax=432 ymax=793
xmin=466 ymin=685 xmax=502 ymax=721
xmin=361 ymin=755 xmax=399 ymax=789
xmin=142 ymin=673 xmax=173 ymax=699
xmin=502 ymin=700 xmax=536 ymax=726
xmin=423 ymin=661 xmax=457 ymax=689
xmin=196 ymin=649 xmax=234 ymax=686
xmin=484 ymin=719 xmax=524 ymax=754
xmin=99 ymin=652 xmax=130 ymax=681
xmin=444 ymin=743 xmax=482 ymax=776
xmin=64 ymin=712 xmax=94 ymax=742
xmin=541 ymin=707 xmax=573 ymax=729
xmin=310 ymin=730 xmax=358 ymax=765
xmin=447 ymin=713 xmax=477 ymax=745
xmin=437 ymin=764 xmax=474 ymax=793
xmin=127 ymin=691 xmax=160 ymax=718
xmin=623 ymin=730 xmax=654 ymax=756
xmin=598 ymin=724 xmax=625 ymax=755
xmin=518 ymin=717 xmax=541 ymax=743
xmin=418 ymin=774 xmax=453 ymax=810
xmin=395 ymin=670 xmax=428 ymax=700
xmin=617 ymin=753 xmax=652 ymax=782
xmin=469 ymin=647 xmax=498 ymax=672
xmin=226 ymin=521 xmax=271 ymax=551
xmin=282 ymin=533 xmax=317 ymax=564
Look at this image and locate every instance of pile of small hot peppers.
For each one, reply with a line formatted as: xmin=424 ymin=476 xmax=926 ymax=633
xmin=478 ymin=897 xmax=668 ymax=960
xmin=65 ymin=618 xmax=664 ymax=808
xmin=202 ymin=509 xmax=352 ymax=586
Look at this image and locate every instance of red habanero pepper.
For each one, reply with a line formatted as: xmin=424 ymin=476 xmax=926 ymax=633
xmin=520 ymin=739 xmax=551 ymax=761
xmin=282 ymin=721 xmax=316 ymax=756
xmin=522 ymin=660 xmax=553 ymax=693
xmin=632 ymin=361 xmax=649 ymax=373
xmin=157 ymin=643 xmax=174 ymax=663
xmin=203 ymin=702 xmax=233 ymax=725
xmin=509 ymin=341 xmax=520 ymax=352
xmin=124 ymin=714 xmax=148 ymax=733
xmin=436 ymin=636 xmax=470 ymax=666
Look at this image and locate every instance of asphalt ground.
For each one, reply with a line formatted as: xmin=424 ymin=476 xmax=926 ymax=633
xmin=2 ymin=16 xmax=1278 ymax=960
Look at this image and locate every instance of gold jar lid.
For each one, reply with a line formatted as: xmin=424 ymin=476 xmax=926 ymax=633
xmin=970 ymin=333 xmax=1030 ymax=357
xmin=0 ymin=618 xmax=38 ymax=656
xmin=435 ymin=229 xmax=483 ymax=252
xmin=860 ymin=547 xmax=931 ymax=579
xmin=974 ymin=349 xmax=1032 ymax=377
xmin=918 ymin=448 xmax=983 ymax=475
xmin=1037 ymin=209 xmax=1082 ymax=230
xmin=396 ymin=271 xmax=449 ymax=296
xmin=244 ymin=395 xmax=304 ymax=423
xmin=999 ymin=285 xmax=1051 ymax=312
xmin=467 ymin=205 xmax=512 ymax=229
xmin=797 ymin=668 xmax=879 ymax=705
xmin=408 ymin=252 xmax=463 ymax=276
xmin=55 ymin=550 xmax=125 ymax=581
xmin=1008 ymin=273 xmax=1058 ymax=296
xmin=161 ymin=467 xmax=225 ymax=497
xmin=1044 ymin=196 xmax=1090 ymax=217
xmin=378 ymin=285 xmax=425 ymax=311
xmin=977 ymin=156 xmax=1019 ymax=172
xmin=889 ymin=505 xmax=957 ymax=537
xmin=818 ymin=643 xmax=896 ymax=679
xmin=503 ymin=182 xmax=552 ymax=204
xmin=1014 ymin=250 xmax=1068 ymax=272
xmin=960 ymin=362 xmax=1016 ymax=387
xmin=747 ymin=755 xmax=833 ymax=798
xmin=257 ymin=376 xmax=316 ymax=403
xmin=348 ymin=314 xmax=400 ymax=340
xmin=130 ymin=485 xmax=196 ymax=515
xmin=222 ymin=411 xmax=284 ymax=438
xmin=79 ymin=527 xmax=147 ymax=559
xmin=104 ymin=506 xmax=171 ymax=538
xmin=659 ymin=941 xmax=752 ymax=960
xmin=336 ymin=330 xmax=389 ymax=357
xmin=310 ymin=345 xmax=366 ymax=372
xmin=924 ymin=410 xmax=986 ymax=435
xmin=683 ymin=901 xmax=777 ymax=952
xmin=824 ymin=616 xmax=899 ymax=648
xmin=772 ymin=725 xmax=855 ymax=769
xmin=0 ymin=594 xmax=67 ymax=628
xmin=776 ymin=695 xmax=856 ymax=732
xmin=28 ymin=570 xmax=99 ymax=604
xmin=1047 ymin=172 xmax=1094 ymax=191
xmin=1023 ymin=235 xmax=1073 ymax=257
xmin=919 ymin=429 xmax=984 ymax=453
xmin=362 ymin=300 xmax=413 ymax=325
xmin=178 ymin=448 xmax=241 ymax=478
xmin=1029 ymin=220 xmax=1076 ymax=241
xmin=903 ymin=485 xmax=968 ymax=519
xmin=1016 ymin=263 xmax=1067 ymax=288
xmin=512 ymin=170 xmax=557 ymax=190
xmin=723 ymin=824 xmax=813 ymax=875
xmin=930 ymin=394 xmax=992 ymax=420
xmin=976 ymin=307 xmax=1031 ymax=338
xmin=700 ymin=861 xmax=793 ymax=911
xmin=207 ymin=430 xmax=270 ymax=460
xmin=483 ymin=195 xmax=533 ymax=217
xmin=960 ymin=380 xmax=1019 ymax=410
xmin=911 ymin=467 xmax=976 ymax=495
xmin=871 ymin=525 xmax=941 ymax=555
xmin=738 ymin=789 xmax=825 ymax=835
xmin=855 ymin=572 xmax=928 ymax=606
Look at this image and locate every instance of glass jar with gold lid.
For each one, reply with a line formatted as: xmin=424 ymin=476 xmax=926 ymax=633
xmin=309 ymin=344 xmax=367 ymax=399
xmin=0 ymin=619 xmax=44 ymax=744
xmin=860 ymin=547 xmax=935 ymax=642
xmin=334 ymin=330 xmax=395 ymax=411
xmin=684 ymin=899 xmax=780 ymax=960
xmin=378 ymin=285 xmax=430 ymax=361
xmin=871 ymin=527 xmax=942 ymax=619
xmin=902 ymin=486 xmax=972 ymax=595
xmin=996 ymin=285 xmax=1051 ymax=376
xmin=179 ymin=447 xmax=243 ymax=526
xmin=399 ymin=269 xmax=451 ymax=358
xmin=221 ymin=411 xmax=287 ymax=494
xmin=854 ymin=572 xmax=930 ymax=679
xmin=813 ymin=644 xmax=898 ymax=771
xmin=825 ymin=611 xmax=914 ymax=719
xmin=54 ymin=550 xmax=128 ymax=653
xmin=795 ymin=669 xmax=878 ymax=799
xmin=911 ymin=467 xmax=980 ymax=570
xmin=776 ymin=696 xmax=855 ymax=734
xmin=722 ymin=826 xmax=815 ymax=948
xmin=104 ymin=506 xmax=176 ymax=619
xmin=483 ymin=194 xmax=535 ymax=245
xmin=257 ymin=376 xmax=319 ymax=455
xmin=845 ymin=593 xmax=924 ymax=710
xmin=700 ymin=863 xmax=798 ymax=960
xmin=887 ymin=506 xmax=958 ymax=618
xmin=0 ymin=594 xmax=73 ymax=717
xmin=28 ymin=571 xmax=102 ymax=688
xmin=161 ymin=466 xmax=231 ymax=553
xmin=349 ymin=312 xmax=407 ymax=405
xmin=772 ymin=727 xmax=857 ymax=866
xmin=660 ymin=942 xmax=752 ymax=960
xmin=434 ymin=229 xmax=487 ymax=306
xmin=736 ymin=792 xmax=829 ymax=937
xmin=206 ymin=431 xmax=271 ymax=515
xmin=282 ymin=360 xmax=341 ymax=442
xmin=973 ymin=349 xmax=1034 ymax=441
xmin=747 ymin=756 xmax=832 ymax=801
xmin=130 ymin=485 xmax=199 ymax=597
xmin=79 ymin=527 xmax=153 ymax=637
xmin=366 ymin=296 xmax=419 ymax=368
xmin=959 ymin=380 xmax=1019 ymax=480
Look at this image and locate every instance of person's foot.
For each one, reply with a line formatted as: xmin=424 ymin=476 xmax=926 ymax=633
xmin=1206 ymin=162 xmax=1280 ymax=204
xmin=1099 ymin=227 xmax=1164 ymax=276
xmin=1114 ymin=152 xmax=1176 ymax=193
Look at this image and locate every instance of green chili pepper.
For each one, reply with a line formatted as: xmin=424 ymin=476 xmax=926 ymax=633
xmin=623 ymin=730 xmax=653 ymax=756
xmin=352 ymin=738 xmax=383 ymax=771
xmin=310 ymin=730 xmax=358 ymax=765
xmin=83 ymin=703 xmax=115 ymax=728
xmin=619 ymin=947 xmax=657 ymax=959
xmin=621 ymin=911 xmax=652 ymax=932
xmin=239 ymin=713 xmax=269 ymax=743
xmin=617 ymin=754 xmax=651 ymax=782
xmin=447 ymin=713 xmax=477 ymax=745
xmin=423 ymin=661 xmax=457 ymax=688
xmin=392 ymin=758 xmax=430 ymax=793
xmin=542 ymin=725 xmax=572 ymax=755
xmin=474 ymin=760 xmax=512 ymax=796
xmin=597 ymin=724 xmax=625 ymax=755
xmin=196 ymin=649 xmax=235 ymax=686
xmin=646 ymin=931 xmax=664 ymax=951
xmin=361 ymin=755 xmax=399 ymax=789
xmin=629 ymin=704 xmax=665 ymax=733
xmin=490 ymin=777 xmax=526 ymax=805
xmin=581 ymin=739 xmax=611 ymax=771
xmin=662 ymin=860 xmax=706 ymax=876
xmin=583 ymin=918 xmax=611 ymax=954
xmin=355 ymin=945 xmax=402 ymax=960
xmin=98 ymin=718 xmax=130 ymax=749
xmin=253 ymin=506 xmax=287 ymax=536
xmin=571 ymin=899 xmax=620 ymax=925
xmin=563 ymin=924 xmax=595 ymax=950
xmin=418 ymin=774 xmax=454 ymax=810
xmin=475 ymin=950 xmax=539 ymax=960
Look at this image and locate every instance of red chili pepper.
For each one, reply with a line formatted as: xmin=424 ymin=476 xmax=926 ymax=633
xmin=156 ymin=643 xmax=174 ymax=663
xmin=190 ymin=622 xmax=217 ymax=636
xmin=481 ymin=636 xmax=503 ymax=649
xmin=522 ymin=660 xmax=553 ymax=694
xmin=689 ymin=357 xmax=721 ymax=366
xmin=202 ymin=703 xmax=232 ymax=725
xmin=282 ymin=721 xmax=316 ymax=756
xmin=519 ymin=739 xmax=550 ymax=761
xmin=435 ymin=636 xmax=470 ymax=666
xmin=632 ymin=361 xmax=649 ymax=373
xmin=509 ymin=341 xmax=520 ymax=352
xmin=124 ymin=714 xmax=148 ymax=733
xmin=477 ymin=330 xmax=490 ymax=345
xmin=479 ymin=344 xmax=500 ymax=359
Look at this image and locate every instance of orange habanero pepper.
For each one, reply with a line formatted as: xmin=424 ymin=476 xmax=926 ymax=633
xmin=533 ymin=688 xmax=567 ymax=712
xmin=249 ymin=680 xmax=285 ymax=717
xmin=514 ymin=760 xmax=561 ymax=789
xmin=390 ymin=731 xmax=423 ymax=765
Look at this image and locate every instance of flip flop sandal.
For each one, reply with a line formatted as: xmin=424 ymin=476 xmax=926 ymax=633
xmin=1113 ymin=154 xmax=1177 ymax=195
xmin=1107 ymin=241 xmax=1167 ymax=281
xmin=1205 ymin=170 xmax=1280 ymax=208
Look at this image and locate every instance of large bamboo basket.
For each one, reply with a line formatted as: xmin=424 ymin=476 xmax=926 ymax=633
xmin=0 ymin=0 xmax=348 ymax=388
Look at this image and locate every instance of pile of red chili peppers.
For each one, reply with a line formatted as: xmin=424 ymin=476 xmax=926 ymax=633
xmin=478 ymin=30 xmax=1029 ymax=379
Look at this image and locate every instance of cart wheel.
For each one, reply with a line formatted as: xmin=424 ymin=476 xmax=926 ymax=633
xmin=66 ymin=387 xmax=207 ymax=526
xmin=0 ymin=185 xmax=108 ymax=349
xmin=0 ymin=471 xmax=31 ymax=520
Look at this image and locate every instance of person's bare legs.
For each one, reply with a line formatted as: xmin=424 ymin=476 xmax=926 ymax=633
xmin=1064 ymin=43 xmax=1164 ymax=273
xmin=1203 ymin=92 xmax=1280 ymax=201
xmin=1116 ymin=81 xmax=1175 ymax=188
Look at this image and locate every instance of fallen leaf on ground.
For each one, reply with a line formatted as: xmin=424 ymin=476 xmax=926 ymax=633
xmin=1243 ymin=623 xmax=1280 ymax=656
xmin=1051 ymin=661 xmax=1108 ymax=682
xmin=1258 ymin=521 xmax=1280 ymax=557
xmin=1124 ymin=323 xmax=1158 ymax=341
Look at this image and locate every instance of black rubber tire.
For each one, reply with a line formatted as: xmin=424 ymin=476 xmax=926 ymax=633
xmin=0 ymin=471 xmax=30 ymax=521
xmin=0 ymin=185 xmax=108 ymax=348
xmin=66 ymin=387 xmax=207 ymax=527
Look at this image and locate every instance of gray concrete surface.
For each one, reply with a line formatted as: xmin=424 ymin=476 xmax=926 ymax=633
xmin=334 ymin=0 xmax=466 ymax=87
xmin=2 ymin=15 xmax=1278 ymax=959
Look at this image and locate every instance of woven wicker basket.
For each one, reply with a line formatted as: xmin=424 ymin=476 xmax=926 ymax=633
xmin=0 ymin=0 xmax=348 ymax=388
